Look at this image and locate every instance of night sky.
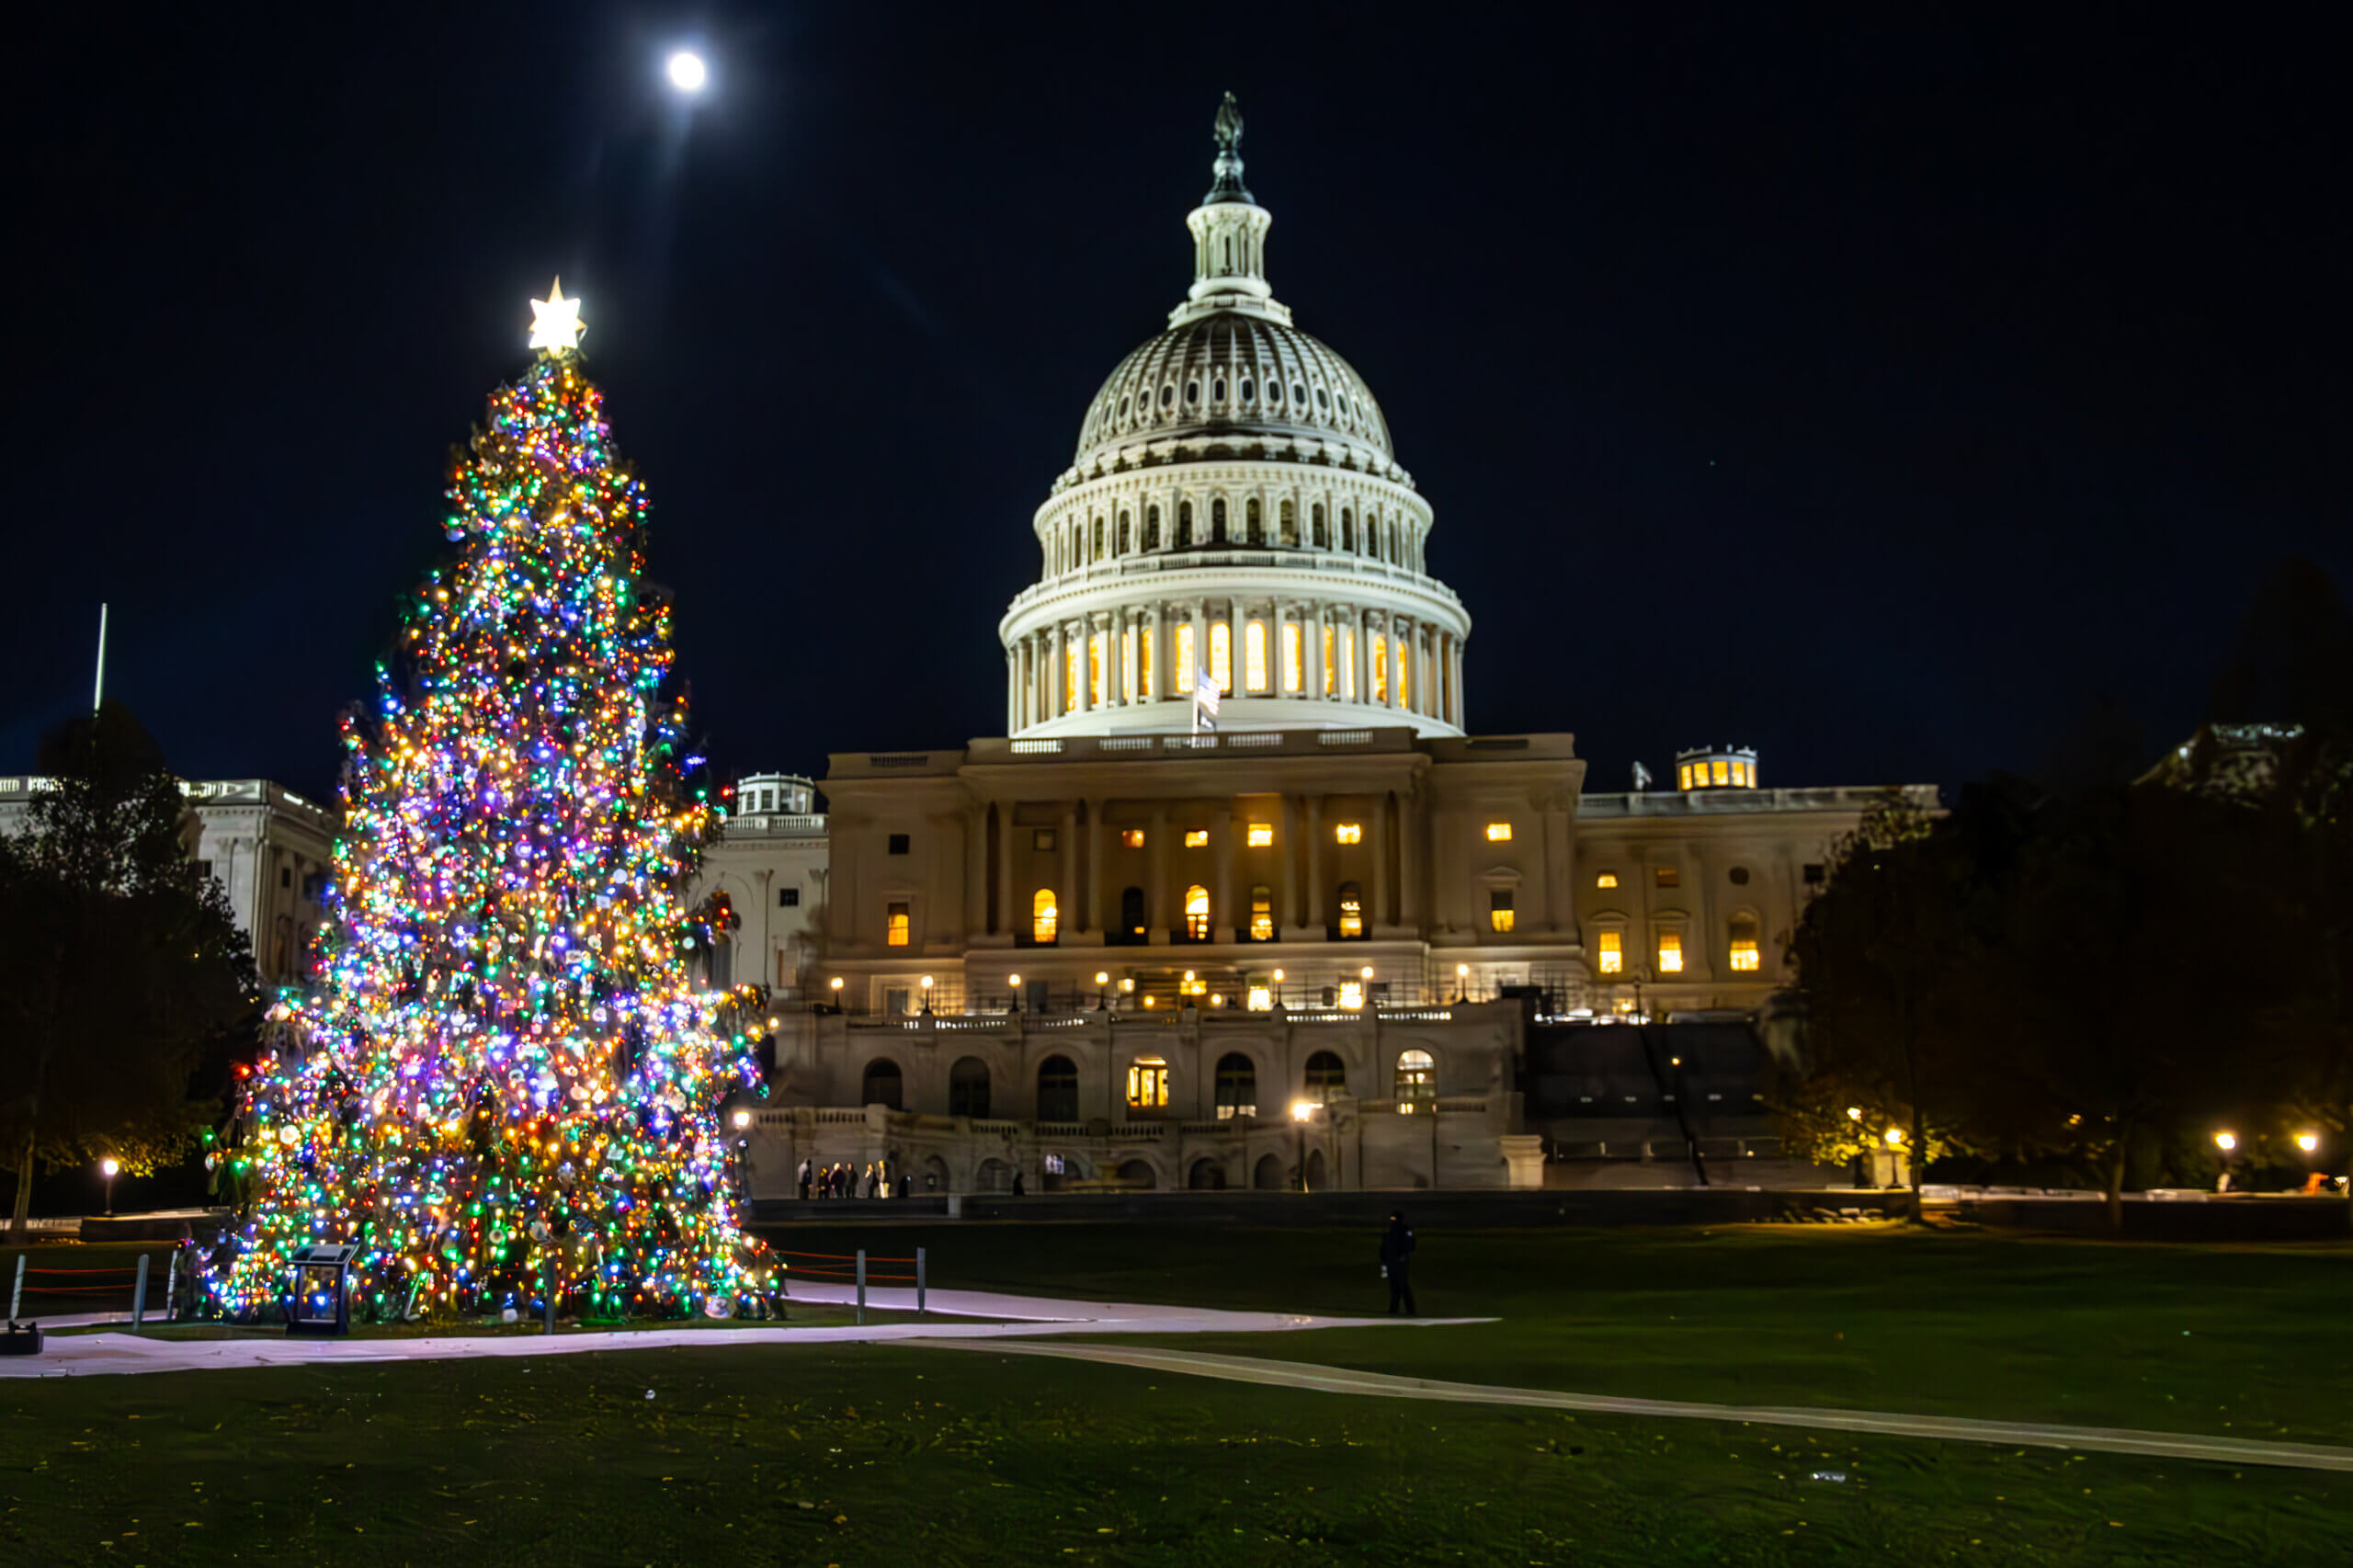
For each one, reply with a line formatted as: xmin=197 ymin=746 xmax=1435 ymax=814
xmin=7 ymin=5 xmax=2341 ymax=804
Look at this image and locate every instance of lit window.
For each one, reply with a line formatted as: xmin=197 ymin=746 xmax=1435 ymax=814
xmin=1249 ymin=885 xmax=1273 ymax=940
xmin=886 ymin=903 xmax=910 ymax=947
xmin=1489 ymin=890 xmax=1515 ymax=934
xmin=1032 ymin=889 xmax=1058 ymax=944
xmin=1597 ymin=930 xmax=1622 ymax=974
xmin=1282 ymin=621 xmax=1302 ymax=691
xmin=1337 ymin=881 xmax=1365 ymax=939
xmin=1174 ymin=623 xmax=1195 ymax=690
xmin=1215 ymin=1052 xmax=1256 ymax=1118
xmin=1730 ymin=759 xmax=1747 ymax=787
xmin=1677 ymin=763 xmax=1693 ymax=790
xmin=1090 ymin=632 xmax=1106 ymax=707
xmin=1730 ymin=912 xmax=1761 ymax=971
xmin=1337 ymin=980 xmax=1363 ymax=1010
xmin=1595 ymin=872 xmax=1619 ymax=889
xmin=1335 ymin=822 xmax=1362 ymax=845
xmin=1246 ymin=824 xmax=1273 ymax=846
xmin=1063 ymin=645 xmax=1078 ymax=712
xmin=1654 ymin=867 xmax=1679 ymax=888
xmin=1120 ymin=828 xmax=1145 ymax=848
xmin=1372 ymin=634 xmax=1388 ymax=701
xmin=1126 ymin=1057 xmax=1169 ymax=1109
xmin=1138 ymin=623 xmax=1154 ymax=698
xmin=1711 ymin=758 xmax=1729 ymax=786
xmin=1178 ymin=970 xmax=1208 ymax=996
xmin=1184 ymin=885 xmax=1211 ymax=940
xmin=1246 ymin=985 xmax=1273 ymax=1011
xmin=1323 ymin=625 xmax=1336 ymax=695
xmin=1397 ymin=641 xmax=1411 ymax=709
xmin=1341 ymin=628 xmax=1356 ymax=699
xmin=1122 ymin=627 xmax=1138 ymax=702
xmin=1658 ymin=931 xmax=1684 ymax=972
xmin=1245 ymin=620 xmax=1268 ymax=692
xmin=1210 ymin=620 xmax=1233 ymax=693
xmin=1394 ymin=1049 xmax=1435 ymax=1111
xmin=1485 ymin=823 xmax=1513 ymax=842
xmin=1184 ymin=828 xmax=1208 ymax=848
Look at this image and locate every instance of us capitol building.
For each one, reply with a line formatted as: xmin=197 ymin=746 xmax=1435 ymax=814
xmin=717 ymin=99 xmax=1934 ymax=1198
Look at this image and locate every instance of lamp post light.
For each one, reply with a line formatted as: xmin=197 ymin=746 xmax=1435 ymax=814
xmin=2214 ymin=1129 xmax=2239 ymax=1195
xmin=1291 ymin=1099 xmax=1314 ymax=1193
xmin=1455 ymin=962 xmax=1469 ymax=1003
xmin=828 ymin=975 xmax=844 ymax=1012
xmin=1007 ymin=973 xmax=1022 ymax=1013
xmin=920 ymin=974 xmax=934 ymax=1014
xmin=2214 ymin=1131 xmax=2237 ymax=1153
xmin=100 ymin=1156 xmax=119 ymax=1217
xmin=2297 ymin=1131 xmax=2320 ymax=1154
xmin=1096 ymin=971 xmax=1109 ymax=1010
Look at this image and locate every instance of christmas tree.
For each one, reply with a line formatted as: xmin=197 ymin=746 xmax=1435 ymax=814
xmin=214 ymin=284 xmax=769 ymax=1323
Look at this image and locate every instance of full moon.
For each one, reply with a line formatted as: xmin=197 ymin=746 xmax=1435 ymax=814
xmin=665 ymin=51 xmax=708 ymax=93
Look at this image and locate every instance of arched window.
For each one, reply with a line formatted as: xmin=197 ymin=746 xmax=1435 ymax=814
xmin=1279 ymin=498 xmax=1298 ymax=545
xmin=949 ymin=1056 xmax=991 ymax=1119
xmin=1245 ymin=497 xmax=1263 ymax=543
xmin=1032 ymin=889 xmax=1059 ymax=944
xmin=1178 ymin=499 xmax=1194 ymax=546
xmin=1253 ymin=1153 xmax=1286 ymax=1189
xmin=1184 ymin=884 xmax=1211 ymax=941
xmin=1210 ymin=620 xmax=1233 ymax=692
xmin=1249 ymin=884 xmax=1274 ymax=941
xmin=1729 ymin=912 xmax=1762 ymax=971
xmin=1146 ymin=504 xmax=1162 ymax=549
xmin=861 ymin=1058 xmax=903 ymax=1110
xmin=1211 ymin=497 xmax=1228 ymax=542
xmin=1312 ymin=502 xmax=1328 ymax=548
xmin=1036 ymin=1055 xmax=1078 ymax=1122
xmin=1118 ymin=510 xmax=1132 ymax=553
xmin=1092 ymin=517 xmax=1106 ymax=561
xmin=1215 ymin=1052 xmax=1257 ymax=1119
xmin=1244 ymin=619 xmax=1267 ymax=692
xmin=1394 ymin=1049 xmax=1436 ymax=1111
xmin=1337 ymin=880 xmax=1365 ymax=939
xmin=1303 ymin=1050 xmax=1347 ymax=1104
xmin=1126 ymin=1055 xmax=1170 ymax=1109
xmin=1341 ymin=508 xmax=1356 ymax=551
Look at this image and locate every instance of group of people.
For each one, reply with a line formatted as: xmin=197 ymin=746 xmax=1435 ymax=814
xmin=796 ymin=1159 xmax=892 ymax=1200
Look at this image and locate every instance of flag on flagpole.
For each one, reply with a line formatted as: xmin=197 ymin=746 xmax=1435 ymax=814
xmin=1193 ymin=664 xmax=1220 ymax=732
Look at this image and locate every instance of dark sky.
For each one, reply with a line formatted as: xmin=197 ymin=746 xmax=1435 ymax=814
xmin=6 ymin=4 xmax=2341 ymax=803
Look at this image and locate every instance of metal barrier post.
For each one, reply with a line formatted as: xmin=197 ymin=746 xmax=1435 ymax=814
xmin=9 ymin=1256 xmax=21 ymax=1321
xmin=131 ymin=1255 xmax=150 ymax=1332
xmin=916 ymin=1247 xmax=926 ymax=1320
xmin=855 ymin=1249 xmax=866 ymax=1325
xmin=165 ymin=1249 xmax=181 ymax=1323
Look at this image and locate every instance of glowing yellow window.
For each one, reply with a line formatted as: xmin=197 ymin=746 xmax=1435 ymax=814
xmin=1120 ymin=828 xmax=1145 ymax=848
xmin=1178 ymin=969 xmax=1208 ymax=996
xmin=1282 ymin=621 xmax=1302 ymax=691
xmin=1138 ymin=624 xmax=1154 ymax=698
xmin=1488 ymin=890 xmax=1515 ymax=934
xmin=1677 ymin=763 xmax=1693 ymax=790
xmin=1126 ymin=1058 xmax=1170 ymax=1109
xmin=1249 ymin=886 xmax=1273 ymax=940
xmin=1658 ymin=931 xmax=1684 ymax=973
xmin=1246 ymin=824 xmax=1273 ymax=847
xmin=1595 ymin=872 xmax=1619 ymax=889
xmin=1337 ymin=884 xmax=1365 ymax=939
xmin=1122 ymin=627 xmax=1138 ymax=702
xmin=1184 ymin=828 xmax=1209 ymax=848
xmin=1371 ymin=634 xmax=1388 ymax=701
xmin=1063 ymin=645 xmax=1078 ymax=712
xmin=1245 ymin=620 xmax=1268 ymax=692
xmin=1323 ymin=625 xmax=1336 ymax=695
xmin=1397 ymin=642 xmax=1411 ymax=709
xmin=1597 ymin=930 xmax=1622 ymax=974
xmin=1730 ymin=938 xmax=1760 ymax=971
xmin=1711 ymin=758 xmax=1730 ymax=786
xmin=1089 ymin=632 xmax=1106 ymax=707
xmin=886 ymin=902 xmax=910 ymax=948
xmin=1246 ymin=984 xmax=1274 ymax=1011
xmin=1729 ymin=913 xmax=1761 ymax=971
xmin=1174 ymin=623 xmax=1195 ymax=690
xmin=1340 ymin=628 xmax=1356 ymax=699
xmin=1484 ymin=823 xmax=1513 ymax=842
xmin=1338 ymin=979 xmax=1364 ymax=1010
xmin=1729 ymin=759 xmax=1747 ymax=787
xmin=1183 ymin=885 xmax=1211 ymax=940
xmin=1210 ymin=620 xmax=1233 ymax=693
xmin=1031 ymin=889 xmax=1058 ymax=944
xmin=1335 ymin=822 xmax=1362 ymax=845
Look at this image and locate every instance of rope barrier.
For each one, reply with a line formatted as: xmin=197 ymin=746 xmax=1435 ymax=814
xmin=18 ymin=1267 xmax=140 ymax=1276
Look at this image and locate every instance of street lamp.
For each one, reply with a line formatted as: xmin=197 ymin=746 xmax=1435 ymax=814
xmin=828 ymin=976 xmax=844 ymax=1012
xmin=732 ymin=1109 xmax=753 ymax=1131
xmin=1883 ymin=1128 xmax=1904 ymax=1147
xmin=919 ymin=974 xmax=934 ymax=1014
xmin=2297 ymin=1131 xmax=2320 ymax=1154
xmin=1271 ymin=969 xmax=1284 ymax=1007
xmin=1455 ymin=962 xmax=1469 ymax=1003
xmin=100 ymin=1156 xmax=119 ymax=1217
xmin=2214 ymin=1131 xmax=2237 ymax=1153
xmin=1007 ymin=973 xmax=1022 ymax=1013
xmin=1291 ymin=1099 xmax=1315 ymax=1193
xmin=1096 ymin=971 xmax=1109 ymax=1010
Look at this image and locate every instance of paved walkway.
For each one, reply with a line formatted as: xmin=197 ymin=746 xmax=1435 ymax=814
xmin=909 ymin=1337 xmax=2353 ymax=1475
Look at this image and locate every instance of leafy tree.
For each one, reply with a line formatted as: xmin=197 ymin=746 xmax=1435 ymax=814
xmin=0 ymin=702 xmax=257 ymax=1241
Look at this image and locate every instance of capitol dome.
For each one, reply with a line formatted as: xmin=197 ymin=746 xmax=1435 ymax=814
xmin=999 ymin=96 xmax=1470 ymax=741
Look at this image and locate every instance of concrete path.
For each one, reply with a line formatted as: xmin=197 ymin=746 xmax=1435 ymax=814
xmin=909 ymin=1337 xmax=2353 ymax=1475
xmin=0 ymin=1282 xmax=1483 ymax=1381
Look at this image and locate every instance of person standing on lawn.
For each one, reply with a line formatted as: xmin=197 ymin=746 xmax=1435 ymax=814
xmin=1380 ymin=1210 xmax=1418 ymax=1315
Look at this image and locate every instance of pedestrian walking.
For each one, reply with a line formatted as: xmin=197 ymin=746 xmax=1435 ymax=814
xmin=1380 ymin=1210 xmax=1418 ymax=1316
xmin=797 ymin=1158 xmax=812 ymax=1201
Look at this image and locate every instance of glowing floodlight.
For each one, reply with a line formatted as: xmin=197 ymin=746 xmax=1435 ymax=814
xmin=666 ymin=51 xmax=708 ymax=93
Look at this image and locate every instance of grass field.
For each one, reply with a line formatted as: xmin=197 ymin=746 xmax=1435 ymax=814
xmin=6 ymin=1339 xmax=2350 ymax=1566
xmin=7 ymin=1222 xmax=2351 ymax=1563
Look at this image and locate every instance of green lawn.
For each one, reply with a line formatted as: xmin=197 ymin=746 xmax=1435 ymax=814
xmin=5 ymin=1340 xmax=2347 ymax=1566
xmin=755 ymin=1221 xmax=2353 ymax=1446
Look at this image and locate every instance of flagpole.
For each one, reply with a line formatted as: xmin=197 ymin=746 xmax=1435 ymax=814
xmin=92 ymin=603 xmax=108 ymax=716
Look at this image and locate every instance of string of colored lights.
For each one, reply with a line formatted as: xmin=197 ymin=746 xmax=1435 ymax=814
xmin=213 ymin=339 xmax=770 ymax=1323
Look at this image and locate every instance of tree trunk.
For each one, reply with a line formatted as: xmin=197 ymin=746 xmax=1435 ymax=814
xmin=7 ymin=1131 xmax=33 ymax=1245
xmin=1909 ymin=1099 xmax=1927 ymax=1222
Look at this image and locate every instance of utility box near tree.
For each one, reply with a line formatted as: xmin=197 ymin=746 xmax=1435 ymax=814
xmin=286 ymin=1244 xmax=358 ymax=1335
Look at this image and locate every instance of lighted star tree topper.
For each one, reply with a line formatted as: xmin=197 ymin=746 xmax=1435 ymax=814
xmin=213 ymin=282 xmax=771 ymax=1323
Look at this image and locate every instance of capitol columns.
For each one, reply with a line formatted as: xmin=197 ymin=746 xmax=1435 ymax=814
xmin=1144 ymin=602 xmax=1165 ymax=702
xmin=1051 ymin=619 xmax=1068 ymax=717
xmin=1304 ymin=598 xmax=1325 ymax=700
xmin=1100 ymin=612 xmax=1123 ymax=710
xmin=1147 ymin=802 xmax=1172 ymax=943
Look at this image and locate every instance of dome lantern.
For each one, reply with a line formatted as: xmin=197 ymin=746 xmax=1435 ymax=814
xmin=1175 ymin=93 xmax=1287 ymax=328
